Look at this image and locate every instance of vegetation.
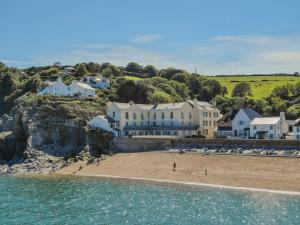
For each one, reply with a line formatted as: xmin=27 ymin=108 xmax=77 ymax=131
xmin=0 ymin=60 xmax=299 ymax=122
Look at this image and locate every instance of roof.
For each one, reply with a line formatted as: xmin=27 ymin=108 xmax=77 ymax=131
xmin=72 ymin=82 xmax=95 ymax=90
xmin=294 ymin=118 xmax=300 ymax=126
xmin=92 ymin=115 xmax=116 ymax=123
xmin=242 ymin=108 xmax=262 ymax=120
xmin=286 ymin=120 xmax=296 ymax=126
xmin=113 ymin=102 xmax=154 ymax=110
xmin=250 ymin=117 xmax=280 ymax=125
xmin=187 ymin=100 xmax=216 ymax=110
xmin=155 ymin=102 xmax=187 ymax=110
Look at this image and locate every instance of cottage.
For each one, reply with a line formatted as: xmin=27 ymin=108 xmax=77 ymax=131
xmin=106 ymin=100 xmax=221 ymax=138
xmin=216 ymin=121 xmax=232 ymax=138
xmin=87 ymin=115 xmax=118 ymax=137
xmin=250 ymin=112 xmax=289 ymax=139
xmin=232 ymin=108 xmax=262 ymax=139
xmin=81 ymin=75 xmax=110 ymax=89
xmin=38 ymin=77 xmax=96 ymax=97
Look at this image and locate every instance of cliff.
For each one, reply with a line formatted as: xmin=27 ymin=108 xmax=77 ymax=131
xmin=0 ymin=94 xmax=112 ymax=174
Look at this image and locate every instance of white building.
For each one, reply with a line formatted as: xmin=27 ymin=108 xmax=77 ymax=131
xmin=232 ymin=108 xmax=262 ymax=138
xmin=250 ymin=112 xmax=289 ymax=139
xmin=87 ymin=115 xmax=118 ymax=137
xmin=292 ymin=118 xmax=300 ymax=140
xmin=81 ymin=75 xmax=110 ymax=89
xmin=105 ymin=100 xmax=221 ymax=138
xmin=38 ymin=77 xmax=96 ymax=97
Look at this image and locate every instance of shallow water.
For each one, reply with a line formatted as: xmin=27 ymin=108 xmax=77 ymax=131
xmin=0 ymin=176 xmax=299 ymax=225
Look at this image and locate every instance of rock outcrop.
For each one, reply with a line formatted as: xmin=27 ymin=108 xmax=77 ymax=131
xmin=0 ymin=95 xmax=112 ymax=174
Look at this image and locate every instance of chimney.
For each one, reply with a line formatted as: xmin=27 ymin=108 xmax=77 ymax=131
xmin=280 ymin=112 xmax=285 ymax=122
xmin=193 ymin=98 xmax=197 ymax=107
xmin=129 ymin=100 xmax=134 ymax=106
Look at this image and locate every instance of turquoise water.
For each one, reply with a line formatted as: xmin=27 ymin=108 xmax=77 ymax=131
xmin=0 ymin=176 xmax=299 ymax=225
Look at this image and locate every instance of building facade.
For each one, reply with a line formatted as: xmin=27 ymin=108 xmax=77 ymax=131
xmin=81 ymin=75 xmax=110 ymax=89
xmin=38 ymin=77 xmax=96 ymax=97
xmin=232 ymin=108 xmax=262 ymax=138
xmin=292 ymin=118 xmax=300 ymax=140
xmin=106 ymin=100 xmax=221 ymax=138
xmin=250 ymin=112 xmax=289 ymax=139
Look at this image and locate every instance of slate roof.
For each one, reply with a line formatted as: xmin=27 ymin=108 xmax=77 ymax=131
xmin=242 ymin=108 xmax=262 ymax=120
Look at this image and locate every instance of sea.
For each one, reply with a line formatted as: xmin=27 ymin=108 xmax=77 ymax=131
xmin=0 ymin=175 xmax=299 ymax=225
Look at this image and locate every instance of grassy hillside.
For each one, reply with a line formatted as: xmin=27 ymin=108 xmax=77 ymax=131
xmin=125 ymin=75 xmax=143 ymax=81
xmin=208 ymin=76 xmax=300 ymax=99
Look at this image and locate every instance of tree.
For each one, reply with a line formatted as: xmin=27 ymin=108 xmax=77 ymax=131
xmin=75 ymin=64 xmax=88 ymax=77
xmin=151 ymin=90 xmax=172 ymax=103
xmin=86 ymin=62 xmax=101 ymax=73
xmin=171 ymin=72 xmax=189 ymax=83
xmin=232 ymin=82 xmax=252 ymax=97
xmin=125 ymin=62 xmax=143 ymax=73
xmin=159 ymin=67 xmax=185 ymax=80
xmin=0 ymin=61 xmax=5 ymax=72
xmin=143 ymin=65 xmax=157 ymax=77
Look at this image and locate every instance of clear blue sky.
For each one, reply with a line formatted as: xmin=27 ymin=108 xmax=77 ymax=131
xmin=1 ymin=0 xmax=300 ymax=74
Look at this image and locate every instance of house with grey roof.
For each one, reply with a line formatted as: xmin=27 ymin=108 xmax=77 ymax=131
xmin=232 ymin=108 xmax=262 ymax=139
xmin=104 ymin=100 xmax=221 ymax=138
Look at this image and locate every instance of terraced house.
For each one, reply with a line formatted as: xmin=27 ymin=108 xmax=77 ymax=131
xmin=105 ymin=100 xmax=221 ymax=138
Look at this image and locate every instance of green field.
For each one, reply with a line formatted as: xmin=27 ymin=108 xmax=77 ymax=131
xmin=124 ymin=75 xmax=300 ymax=99
xmin=125 ymin=75 xmax=143 ymax=81
xmin=208 ymin=76 xmax=300 ymax=99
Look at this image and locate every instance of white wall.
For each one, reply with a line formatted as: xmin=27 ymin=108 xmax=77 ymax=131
xmin=232 ymin=109 xmax=251 ymax=137
xmin=293 ymin=126 xmax=300 ymax=140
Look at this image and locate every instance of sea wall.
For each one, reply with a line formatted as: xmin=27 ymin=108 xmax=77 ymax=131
xmin=113 ymin=138 xmax=300 ymax=152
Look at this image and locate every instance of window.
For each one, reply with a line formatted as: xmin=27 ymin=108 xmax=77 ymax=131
xmin=209 ymin=112 xmax=211 ymax=118
xmin=170 ymin=112 xmax=174 ymax=119
xmin=171 ymin=121 xmax=174 ymax=127
xmin=253 ymin=125 xmax=257 ymax=130
xmin=147 ymin=112 xmax=150 ymax=118
xmin=153 ymin=121 xmax=156 ymax=126
xmin=153 ymin=112 xmax=156 ymax=120
xmin=161 ymin=112 xmax=165 ymax=119
xmin=297 ymin=135 xmax=300 ymax=140
xmin=189 ymin=121 xmax=192 ymax=127
xmin=112 ymin=112 xmax=115 ymax=118
xmin=209 ymin=121 xmax=211 ymax=126
xmin=126 ymin=121 xmax=129 ymax=126
xmin=141 ymin=122 xmax=144 ymax=127
xmin=270 ymin=125 xmax=273 ymax=130
xmin=181 ymin=112 xmax=184 ymax=119
xmin=148 ymin=121 xmax=150 ymax=126
xmin=181 ymin=121 xmax=184 ymax=127
xmin=133 ymin=122 xmax=136 ymax=127
xmin=269 ymin=133 xmax=273 ymax=139
xmin=203 ymin=121 xmax=205 ymax=126
xmin=239 ymin=121 xmax=244 ymax=125
xmin=297 ymin=127 xmax=299 ymax=132
xmin=133 ymin=112 xmax=137 ymax=120
xmin=125 ymin=112 xmax=129 ymax=119
xmin=189 ymin=112 xmax=192 ymax=119
xmin=141 ymin=113 xmax=144 ymax=120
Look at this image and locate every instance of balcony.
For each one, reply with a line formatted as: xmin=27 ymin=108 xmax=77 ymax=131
xmin=123 ymin=125 xmax=199 ymax=131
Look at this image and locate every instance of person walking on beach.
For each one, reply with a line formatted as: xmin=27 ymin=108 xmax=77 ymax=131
xmin=173 ymin=162 xmax=176 ymax=171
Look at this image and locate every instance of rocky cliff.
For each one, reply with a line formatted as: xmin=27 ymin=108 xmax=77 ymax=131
xmin=0 ymin=94 xmax=112 ymax=174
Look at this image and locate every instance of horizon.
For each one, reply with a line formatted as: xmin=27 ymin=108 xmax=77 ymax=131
xmin=1 ymin=0 xmax=300 ymax=75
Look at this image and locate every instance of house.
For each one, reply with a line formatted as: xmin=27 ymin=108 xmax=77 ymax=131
xmin=250 ymin=112 xmax=289 ymax=139
xmin=69 ymin=81 xmax=96 ymax=97
xmin=292 ymin=118 xmax=300 ymax=140
xmin=232 ymin=108 xmax=262 ymax=138
xmin=106 ymin=99 xmax=221 ymax=138
xmin=38 ymin=77 xmax=96 ymax=97
xmin=81 ymin=75 xmax=110 ymax=89
xmin=87 ymin=115 xmax=119 ymax=137
xmin=38 ymin=77 xmax=69 ymax=96
xmin=63 ymin=66 xmax=75 ymax=75
xmin=216 ymin=121 xmax=232 ymax=138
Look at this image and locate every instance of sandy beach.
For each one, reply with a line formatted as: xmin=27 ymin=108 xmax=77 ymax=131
xmin=58 ymin=152 xmax=300 ymax=192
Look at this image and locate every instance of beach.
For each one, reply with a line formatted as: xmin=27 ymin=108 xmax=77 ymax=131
xmin=58 ymin=152 xmax=300 ymax=193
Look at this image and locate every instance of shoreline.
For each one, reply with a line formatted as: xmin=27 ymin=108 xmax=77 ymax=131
xmin=57 ymin=172 xmax=300 ymax=196
xmin=57 ymin=152 xmax=300 ymax=193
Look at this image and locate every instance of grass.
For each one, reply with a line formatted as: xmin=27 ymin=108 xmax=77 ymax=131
xmin=125 ymin=75 xmax=143 ymax=81
xmin=123 ymin=75 xmax=300 ymax=99
xmin=208 ymin=75 xmax=300 ymax=99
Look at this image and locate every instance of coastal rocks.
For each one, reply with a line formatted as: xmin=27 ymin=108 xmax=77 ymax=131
xmin=0 ymin=114 xmax=14 ymax=132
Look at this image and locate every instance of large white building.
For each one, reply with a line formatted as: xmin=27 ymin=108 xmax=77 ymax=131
xmin=232 ymin=108 xmax=262 ymax=138
xmin=102 ymin=100 xmax=221 ymax=138
xmin=38 ymin=77 xmax=96 ymax=97
xmin=250 ymin=112 xmax=289 ymax=139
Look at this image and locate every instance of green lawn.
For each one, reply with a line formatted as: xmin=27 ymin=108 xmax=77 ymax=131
xmin=125 ymin=75 xmax=143 ymax=81
xmin=208 ymin=76 xmax=300 ymax=99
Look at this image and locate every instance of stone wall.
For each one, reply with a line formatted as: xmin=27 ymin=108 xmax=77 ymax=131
xmin=113 ymin=137 xmax=300 ymax=152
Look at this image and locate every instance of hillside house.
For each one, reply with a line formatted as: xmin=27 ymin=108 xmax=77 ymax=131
xmin=87 ymin=115 xmax=119 ymax=137
xmin=81 ymin=75 xmax=110 ymax=89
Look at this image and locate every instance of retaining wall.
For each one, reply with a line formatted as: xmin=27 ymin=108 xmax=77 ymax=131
xmin=112 ymin=138 xmax=300 ymax=152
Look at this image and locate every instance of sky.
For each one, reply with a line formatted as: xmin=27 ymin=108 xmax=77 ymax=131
xmin=1 ymin=0 xmax=300 ymax=74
